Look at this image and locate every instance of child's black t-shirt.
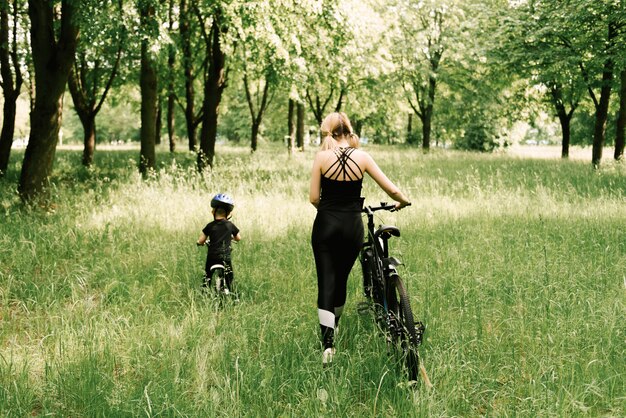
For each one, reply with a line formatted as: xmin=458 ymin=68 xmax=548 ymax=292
xmin=202 ymin=219 xmax=239 ymax=260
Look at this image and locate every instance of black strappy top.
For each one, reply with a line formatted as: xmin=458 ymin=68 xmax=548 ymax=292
xmin=318 ymin=147 xmax=364 ymax=212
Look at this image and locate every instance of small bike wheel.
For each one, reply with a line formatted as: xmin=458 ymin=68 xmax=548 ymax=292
xmin=211 ymin=267 xmax=226 ymax=293
xmin=387 ymin=274 xmax=423 ymax=381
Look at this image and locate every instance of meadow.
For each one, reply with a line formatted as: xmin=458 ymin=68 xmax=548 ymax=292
xmin=0 ymin=143 xmax=625 ymax=417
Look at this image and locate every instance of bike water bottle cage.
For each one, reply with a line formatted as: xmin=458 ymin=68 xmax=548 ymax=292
xmin=374 ymin=225 xmax=400 ymax=240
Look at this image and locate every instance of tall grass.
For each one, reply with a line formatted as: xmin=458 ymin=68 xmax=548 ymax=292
xmin=1 ymin=143 xmax=624 ymax=416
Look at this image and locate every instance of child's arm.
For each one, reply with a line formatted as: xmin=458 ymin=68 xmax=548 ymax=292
xmin=233 ymin=232 xmax=241 ymax=242
xmin=197 ymin=233 xmax=208 ymax=246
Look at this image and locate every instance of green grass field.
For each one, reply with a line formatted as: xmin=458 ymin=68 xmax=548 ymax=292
xmin=1 ymin=144 xmax=625 ymax=417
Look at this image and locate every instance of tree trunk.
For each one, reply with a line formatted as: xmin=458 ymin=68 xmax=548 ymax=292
xmin=591 ymin=68 xmax=613 ymax=168
xmin=355 ymin=119 xmax=363 ymax=137
xmin=68 ymin=65 xmax=97 ymax=167
xmin=80 ymin=113 xmax=96 ymax=166
xmin=615 ymin=69 xmax=626 ymax=161
xmin=558 ymin=114 xmax=571 ymax=159
xmin=422 ymin=66 xmax=438 ymax=150
xmin=155 ymin=96 xmax=162 ymax=145
xmin=287 ymin=98 xmax=295 ymax=155
xmin=549 ymin=84 xmax=576 ymax=159
xmin=179 ymin=0 xmax=197 ymax=151
xmin=167 ymin=93 xmax=176 ymax=153
xmin=296 ymin=102 xmax=304 ymax=151
xmin=306 ymin=89 xmax=332 ymax=125
xmin=421 ymin=109 xmax=432 ymax=150
xmin=591 ymin=23 xmax=616 ymax=168
xmin=19 ymin=0 xmax=79 ymax=202
xmin=244 ymin=74 xmax=270 ymax=153
xmin=185 ymin=96 xmax=197 ymax=152
xmin=198 ymin=88 xmax=220 ymax=170
xmin=335 ymin=88 xmax=345 ymax=112
xmin=166 ymin=0 xmax=176 ymax=153
xmin=407 ymin=112 xmax=413 ymax=143
xmin=0 ymin=0 xmax=22 ymax=176
xmin=198 ymin=13 xmax=226 ymax=171
xmin=139 ymin=12 xmax=158 ymax=176
xmin=0 ymin=98 xmax=17 ymax=175
xmin=250 ymin=122 xmax=260 ymax=152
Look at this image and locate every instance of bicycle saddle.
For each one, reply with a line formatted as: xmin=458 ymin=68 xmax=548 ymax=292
xmin=375 ymin=224 xmax=400 ymax=239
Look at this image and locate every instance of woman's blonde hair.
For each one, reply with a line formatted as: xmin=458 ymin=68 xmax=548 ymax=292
xmin=319 ymin=112 xmax=360 ymax=150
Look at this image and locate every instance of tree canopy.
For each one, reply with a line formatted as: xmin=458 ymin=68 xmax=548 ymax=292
xmin=1 ymin=0 xmax=625 ymax=200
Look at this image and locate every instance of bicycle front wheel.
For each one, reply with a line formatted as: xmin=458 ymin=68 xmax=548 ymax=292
xmin=387 ymin=274 xmax=423 ymax=381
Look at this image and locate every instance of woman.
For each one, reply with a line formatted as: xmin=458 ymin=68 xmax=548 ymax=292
xmin=309 ymin=112 xmax=411 ymax=365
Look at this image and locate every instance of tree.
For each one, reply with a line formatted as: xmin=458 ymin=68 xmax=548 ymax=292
xmin=613 ymin=11 xmax=626 ymax=162
xmin=165 ymin=0 xmax=176 ymax=152
xmin=393 ymin=0 xmax=458 ymax=150
xmin=299 ymin=1 xmax=351 ymax=125
xmin=0 ymin=0 xmax=24 ymax=176
xmin=233 ymin=0 xmax=298 ymax=152
xmin=497 ymin=0 xmax=585 ymax=158
xmin=138 ymin=0 xmax=159 ymax=176
xmin=177 ymin=0 xmax=201 ymax=151
xmin=195 ymin=3 xmax=228 ymax=170
xmin=287 ymin=98 xmax=295 ymax=154
xmin=587 ymin=21 xmax=616 ymax=168
xmin=544 ymin=0 xmax=624 ymax=167
xmin=68 ymin=0 xmax=125 ymax=166
xmin=616 ymin=68 xmax=626 ymax=160
xmin=19 ymin=0 xmax=80 ymax=202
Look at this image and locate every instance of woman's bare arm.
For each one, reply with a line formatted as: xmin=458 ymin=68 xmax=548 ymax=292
xmin=362 ymin=152 xmax=411 ymax=209
xmin=309 ymin=152 xmax=323 ymax=208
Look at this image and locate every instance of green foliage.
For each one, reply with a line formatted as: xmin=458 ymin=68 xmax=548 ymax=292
xmin=62 ymin=85 xmax=141 ymax=144
xmin=454 ymin=113 xmax=501 ymax=152
xmin=8 ymin=0 xmax=626 ymax=162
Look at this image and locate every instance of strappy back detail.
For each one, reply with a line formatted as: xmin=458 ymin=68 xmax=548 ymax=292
xmin=318 ymin=147 xmax=364 ymax=212
xmin=322 ymin=147 xmax=363 ymax=181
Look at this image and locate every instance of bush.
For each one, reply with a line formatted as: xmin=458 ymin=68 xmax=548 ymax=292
xmin=455 ymin=116 xmax=500 ymax=152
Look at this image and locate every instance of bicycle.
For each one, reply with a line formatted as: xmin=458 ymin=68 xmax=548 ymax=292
xmin=203 ymin=262 xmax=231 ymax=295
xmin=358 ymin=202 xmax=432 ymax=387
xmin=197 ymin=242 xmax=234 ymax=297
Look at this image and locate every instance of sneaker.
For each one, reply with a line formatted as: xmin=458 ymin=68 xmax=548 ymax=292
xmin=322 ymin=347 xmax=336 ymax=366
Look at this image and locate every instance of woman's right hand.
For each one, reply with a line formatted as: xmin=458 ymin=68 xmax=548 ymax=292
xmin=394 ymin=201 xmax=411 ymax=211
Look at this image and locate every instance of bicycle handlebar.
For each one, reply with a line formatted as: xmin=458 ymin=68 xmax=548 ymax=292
xmin=363 ymin=202 xmax=411 ymax=214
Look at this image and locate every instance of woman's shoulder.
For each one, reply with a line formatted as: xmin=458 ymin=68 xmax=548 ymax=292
xmin=350 ymin=147 xmax=372 ymax=161
xmin=314 ymin=149 xmax=336 ymax=162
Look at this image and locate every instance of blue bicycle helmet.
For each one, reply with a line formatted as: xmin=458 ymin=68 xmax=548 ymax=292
xmin=211 ymin=193 xmax=235 ymax=213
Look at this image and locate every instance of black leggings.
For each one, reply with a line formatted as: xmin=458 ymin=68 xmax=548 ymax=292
xmin=311 ymin=210 xmax=363 ymax=348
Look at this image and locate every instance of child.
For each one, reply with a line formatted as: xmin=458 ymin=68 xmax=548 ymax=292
xmin=197 ymin=193 xmax=241 ymax=293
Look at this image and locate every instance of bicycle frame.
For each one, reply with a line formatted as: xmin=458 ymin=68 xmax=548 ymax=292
xmin=363 ymin=204 xmax=401 ymax=272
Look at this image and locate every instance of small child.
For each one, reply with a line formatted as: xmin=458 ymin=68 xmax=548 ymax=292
xmin=197 ymin=193 xmax=241 ymax=292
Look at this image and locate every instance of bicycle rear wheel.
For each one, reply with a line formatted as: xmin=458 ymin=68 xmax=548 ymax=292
xmin=387 ymin=274 xmax=424 ymax=381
